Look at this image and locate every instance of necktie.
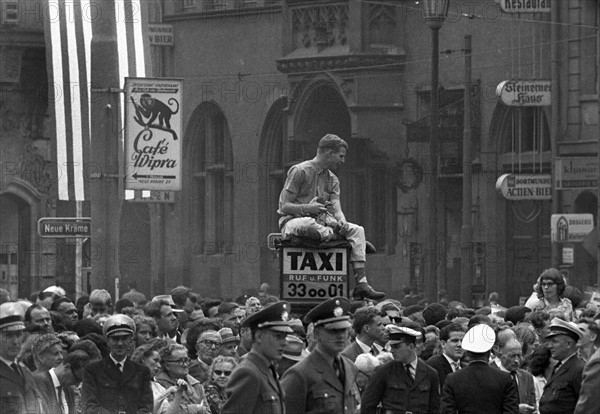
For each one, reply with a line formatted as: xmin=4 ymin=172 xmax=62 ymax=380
xmin=370 ymin=346 xmax=379 ymax=356
xmin=115 ymin=362 xmax=122 ymax=373
xmin=452 ymin=362 xmax=460 ymax=372
xmin=551 ymin=361 xmax=562 ymax=376
xmin=333 ymin=357 xmax=345 ymax=384
xmin=404 ymin=363 xmax=413 ymax=383
xmin=10 ymin=362 xmax=22 ymax=379
xmin=510 ymin=372 xmax=519 ymax=393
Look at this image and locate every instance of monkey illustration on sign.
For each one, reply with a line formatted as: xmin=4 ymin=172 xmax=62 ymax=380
xmin=131 ymin=94 xmax=179 ymax=130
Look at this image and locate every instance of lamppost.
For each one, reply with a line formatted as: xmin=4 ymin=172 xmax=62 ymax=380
xmin=422 ymin=0 xmax=449 ymax=302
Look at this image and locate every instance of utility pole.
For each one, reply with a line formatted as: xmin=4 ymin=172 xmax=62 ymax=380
xmin=460 ymin=35 xmax=473 ymax=305
xmin=90 ymin=0 xmax=122 ymax=295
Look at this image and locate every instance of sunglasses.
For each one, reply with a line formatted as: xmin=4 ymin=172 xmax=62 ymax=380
xmin=213 ymin=369 xmax=232 ymax=376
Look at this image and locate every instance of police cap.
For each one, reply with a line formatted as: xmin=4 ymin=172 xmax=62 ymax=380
xmin=241 ymin=301 xmax=293 ymax=333
xmin=103 ymin=314 xmax=135 ymax=337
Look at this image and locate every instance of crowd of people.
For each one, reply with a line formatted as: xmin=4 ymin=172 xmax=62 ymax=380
xmin=0 ymin=266 xmax=599 ymax=414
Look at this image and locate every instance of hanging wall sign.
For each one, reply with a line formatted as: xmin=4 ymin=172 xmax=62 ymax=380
xmin=496 ymin=174 xmax=552 ymax=200
xmin=496 ymin=80 xmax=551 ymax=106
xmin=496 ymin=0 xmax=551 ymax=13
xmin=125 ymin=78 xmax=182 ymax=191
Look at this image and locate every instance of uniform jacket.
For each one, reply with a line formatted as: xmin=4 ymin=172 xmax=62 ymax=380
xmin=221 ymin=350 xmax=285 ymax=414
xmin=33 ymin=370 xmax=76 ymax=414
xmin=539 ymin=354 xmax=585 ymax=414
xmin=281 ymin=349 xmax=359 ymax=414
xmin=441 ymin=360 xmax=519 ymax=414
xmin=489 ymin=362 xmax=537 ymax=408
xmin=340 ymin=340 xmax=365 ymax=363
xmin=426 ymin=353 xmax=457 ymax=389
xmin=360 ymin=358 xmax=440 ymax=414
xmin=574 ymin=348 xmax=600 ymax=414
xmin=81 ymin=356 xmax=153 ymax=414
xmin=0 ymin=360 xmax=44 ymax=414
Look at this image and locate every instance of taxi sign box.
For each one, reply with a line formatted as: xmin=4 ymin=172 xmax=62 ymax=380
xmin=551 ymin=214 xmax=594 ymax=242
xmin=38 ymin=217 xmax=91 ymax=238
xmin=280 ymin=247 xmax=350 ymax=302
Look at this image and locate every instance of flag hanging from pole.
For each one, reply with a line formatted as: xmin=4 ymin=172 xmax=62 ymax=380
xmin=43 ymin=0 xmax=150 ymax=201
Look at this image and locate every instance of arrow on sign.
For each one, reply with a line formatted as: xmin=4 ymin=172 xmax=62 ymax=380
xmin=132 ymin=173 xmax=177 ymax=179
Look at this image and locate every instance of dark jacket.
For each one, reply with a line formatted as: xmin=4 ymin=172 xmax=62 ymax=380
xmin=361 ymin=358 xmax=440 ymax=414
xmin=222 ymin=350 xmax=285 ymax=414
xmin=281 ymin=349 xmax=359 ymax=414
xmin=33 ymin=370 xmax=76 ymax=414
xmin=539 ymin=354 xmax=585 ymax=414
xmin=0 ymin=360 xmax=44 ymax=414
xmin=426 ymin=353 xmax=457 ymax=389
xmin=489 ymin=362 xmax=537 ymax=408
xmin=340 ymin=341 xmax=365 ymax=363
xmin=441 ymin=360 xmax=519 ymax=414
xmin=81 ymin=356 xmax=153 ymax=414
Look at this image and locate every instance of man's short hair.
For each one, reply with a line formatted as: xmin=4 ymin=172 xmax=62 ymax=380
xmin=217 ymin=302 xmax=239 ymax=317
xmin=50 ymin=297 xmax=73 ymax=312
xmin=25 ymin=304 xmax=46 ymax=322
xmin=170 ymin=286 xmax=192 ymax=307
xmin=144 ymin=299 xmax=171 ymax=320
xmin=526 ymin=310 xmax=551 ymax=329
xmin=69 ymin=339 xmax=102 ymax=361
xmin=352 ymin=307 xmax=379 ymax=334
xmin=64 ymin=349 xmax=90 ymax=370
xmin=439 ymin=322 xmax=466 ymax=342
xmin=32 ymin=333 xmax=62 ymax=360
xmin=89 ymin=289 xmax=112 ymax=306
xmin=317 ymin=134 xmax=348 ymax=153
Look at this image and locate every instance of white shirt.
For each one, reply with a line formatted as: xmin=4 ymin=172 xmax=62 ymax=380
xmin=355 ymin=338 xmax=372 ymax=354
xmin=49 ymin=368 xmax=68 ymax=414
xmin=109 ymin=355 xmax=126 ymax=372
xmin=442 ymin=353 xmax=461 ymax=372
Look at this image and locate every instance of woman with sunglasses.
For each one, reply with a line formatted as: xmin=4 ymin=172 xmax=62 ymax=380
xmin=203 ymin=356 xmax=238 ymax=414
xmin=155 ymin=343 xmax=211 ymax=413
xmin=529 ymin=268 xmax=574 ymax=321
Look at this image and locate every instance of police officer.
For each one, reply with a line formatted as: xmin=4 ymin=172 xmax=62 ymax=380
xmin=441 ymin=324 xmax=519 ymax=414
xmin=0 ymin=302 xmax=44 ymax=414
xmin=82 ymin=314 xmax=153 ymax=414
xmin=281 ymin=297 xmax=360 ymax=414
xmin=539 ymin=318 xmax=585 ymax=414
xmin=222 ymin=301 xmax=293 ymax=414
xmin=361 ymin=325 xmax=441 ymax=414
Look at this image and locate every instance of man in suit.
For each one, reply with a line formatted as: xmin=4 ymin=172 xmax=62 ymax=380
xmin=82 ymin=314 xmax=153 ymax=414
xmin=539 ymin=318 xmax=585 ymax=414
xmin=222 ymin=301 xmax=293 ymax=414
xmin=574 ymin=347 xmax=600 ymax=414
xmin=441 ymin=324 xmax=519 ymax=414
xmin=33 ymin=350 xmax=89 ymax=414
xmin=341 ymin=306 xmax=383 ymax=362
xmin=492 ymin=337 xmax=536 ymax=413
xmin=281 ymin=297 xmax=360 ymax=414
xmin=361 ymin=325 xmax=441 ymax=414
xmin=0 ymin=302 xmax=44 ymax=414
xmin=426 ymin=322 xmax=466 ymax=389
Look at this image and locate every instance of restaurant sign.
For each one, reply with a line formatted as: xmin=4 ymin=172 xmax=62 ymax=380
xmin=496 ymin=80 xmax=551 ymax=106
xmin=496 ymin=0 xmax=551 ymax=13
xmin=496 ymin=174 xmax=552 ymax=200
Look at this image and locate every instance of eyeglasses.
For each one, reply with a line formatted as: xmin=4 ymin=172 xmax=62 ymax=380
xmin=164 ymin=358 xmax=190 ymax=366
xmin=541 ymin=282 xmax=556 ymax=287
xmin=213 ymin=369 xmax=232 ymax=376
xmin=199 ymin=340 xmax=222 ymax=348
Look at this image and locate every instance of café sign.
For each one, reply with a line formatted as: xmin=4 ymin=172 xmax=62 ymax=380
xmin=496 ymin=0 xmax=551 ymax=13
xmin=496 ymin=173 xmax=552 ymax=200
xmin=496 ymin=80 xmax=551 ymax=106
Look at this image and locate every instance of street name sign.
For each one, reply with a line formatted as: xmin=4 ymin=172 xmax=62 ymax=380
xmin=125 ymin=78 xmax=182 ymax=191
xmin=496 ymin=0 xmax=551 ymax=13
xmin=496 ymin=173 xmax=552 ymax=200
xmin=128 ymin=191 xmax=175 ymax=203
xmin=496 ymin=80 xmax=551 ymax=106
xmin=38 ymin=217 xmax=91 ymax=238
xmin=555 ymin=157 xmax=599 ymax=190
xmin=551 ymin=214 xmax=594 ymax=243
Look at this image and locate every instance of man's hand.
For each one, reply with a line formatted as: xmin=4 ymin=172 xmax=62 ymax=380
xmin=303 ymin=197 xmax=328 ymax=215
xmin=518 ymin=403 xmax=535 ymax=414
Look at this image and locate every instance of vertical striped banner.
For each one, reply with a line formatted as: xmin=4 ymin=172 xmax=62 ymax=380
xmin=43 ymin=0 xmax=150 ymax=201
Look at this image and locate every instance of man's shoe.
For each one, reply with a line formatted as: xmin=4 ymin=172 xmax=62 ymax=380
xmin=353 ymin=282 xmax=386 ymax=301
xmin=366 ymin=241 xmax=377 ymax=254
